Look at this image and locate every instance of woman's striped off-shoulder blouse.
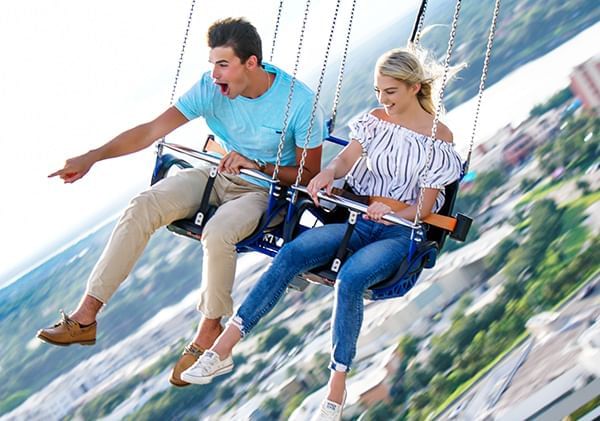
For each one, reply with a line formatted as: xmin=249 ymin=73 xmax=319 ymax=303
xmin=345 ymin=112 xmax=463 ymax=213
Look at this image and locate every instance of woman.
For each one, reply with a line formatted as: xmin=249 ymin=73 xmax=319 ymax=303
xmin=181 ymin=48 xmax=463 ymax=420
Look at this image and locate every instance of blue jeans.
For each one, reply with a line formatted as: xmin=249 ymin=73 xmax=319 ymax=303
xmin=232 ymin=217 xmax=418 ymax=372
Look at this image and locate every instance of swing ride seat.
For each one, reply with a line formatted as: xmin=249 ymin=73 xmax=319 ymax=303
xmin=150 ymin=123 xmax=359 ymax=255
xmin=365 ymin=178 xmax=471 ymax=300
xmin=275 ymin=0 xmax=501 ymax=300
xmin=150 ymin=140 xmax=291 ymax=256
xmin=284 ymin=179 xmax=472 ymax=300
xmin=148 ymin=0 xmax=355 ymax=256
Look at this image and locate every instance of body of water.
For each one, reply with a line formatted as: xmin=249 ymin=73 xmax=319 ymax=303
xmin=447 ymin=22 xmax=600 ymax=155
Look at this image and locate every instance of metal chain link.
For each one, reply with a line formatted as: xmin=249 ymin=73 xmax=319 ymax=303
xmin=272 ymin=0 xmax=312 ymax=181
xmin=413 ymin=0 xmax=429 ymax=45
xmin=464 ymin=0 xmax=501 ymax=174
xmin=159 ymin=0 xmax=196 ymax=148
xmin=329 ymin=0 xmax=357 ymax=132
xmin=168 ymin=0 xmax=196 ymax=107
xmin=294 ymin=0 xmax=343 ymax=187
xmin=413 ymin=0 xmax=462 ymax=227
xmin=269 ymin=0 xmax=285 ymax=62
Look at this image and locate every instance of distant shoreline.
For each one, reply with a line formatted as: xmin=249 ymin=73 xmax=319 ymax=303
xmin=0 ymin=213 xmax=119 ymax=291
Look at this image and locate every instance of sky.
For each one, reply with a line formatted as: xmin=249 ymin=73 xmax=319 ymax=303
xmin=0 ymin=0 xmax=420 ymax=284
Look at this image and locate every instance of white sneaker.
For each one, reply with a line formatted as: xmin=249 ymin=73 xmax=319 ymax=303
xmin=180 ymin=350 xmax=233 ymax=385
xmin=311 ymin=391 xmax=346 ymax=421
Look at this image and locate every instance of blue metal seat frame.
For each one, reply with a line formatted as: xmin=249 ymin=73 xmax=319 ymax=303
xmin=151 ymin=137 xmax=471 ymax=300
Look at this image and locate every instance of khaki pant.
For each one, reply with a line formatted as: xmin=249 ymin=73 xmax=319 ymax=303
xmin=86 ymin=166 xmax=269 ymax=318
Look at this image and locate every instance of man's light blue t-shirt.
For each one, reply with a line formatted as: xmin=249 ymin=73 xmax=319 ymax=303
xmin=175 ymin=62 xmax=327 ymax=187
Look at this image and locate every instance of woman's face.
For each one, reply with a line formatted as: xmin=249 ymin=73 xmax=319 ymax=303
xmin=374 ymin=73 xmax=419 ymax=116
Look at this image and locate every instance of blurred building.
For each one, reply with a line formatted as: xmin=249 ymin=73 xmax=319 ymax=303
xmin=470 ymin=124 xmax=516 ymax=171
xmin=470 ymin=106 xmax=562 ymax=171
xmin=570 ymin=53 xmax=600 ymax=114
xmin=502 ymin=132 xmax=536 ymax=167
xmin=501 ymin=108 xmax=562 ymax=167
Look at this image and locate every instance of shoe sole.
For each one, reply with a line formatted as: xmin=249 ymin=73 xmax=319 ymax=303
xmin=180 ymin=364 xmax=233 ymax=385
xmin=37 ymin=334 xmax=96 ymax=347
xmin=169 ymin=377 xmax=191 ymax=388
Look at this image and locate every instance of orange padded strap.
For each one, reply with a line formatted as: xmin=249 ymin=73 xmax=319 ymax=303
xmin=370 ymin=196 xmax=457 ymax=232
xmin=203 ymin=136 xmax=227 ymax=156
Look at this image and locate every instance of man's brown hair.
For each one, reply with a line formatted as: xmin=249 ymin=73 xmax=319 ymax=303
xmin=207 ymin=17 xmax=263 ymax=64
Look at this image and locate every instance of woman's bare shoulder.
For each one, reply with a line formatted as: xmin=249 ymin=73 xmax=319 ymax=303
xmin=435 ymin=122 xmax=454 ymax=143
xmin=369 ymin=108 xmax=385 ymax=118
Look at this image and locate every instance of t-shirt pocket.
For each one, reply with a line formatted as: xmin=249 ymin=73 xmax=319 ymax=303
xmin=257 ymin=125 xmax=286 ymax=160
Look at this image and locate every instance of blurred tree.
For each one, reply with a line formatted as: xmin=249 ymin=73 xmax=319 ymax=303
xmin=404 ymin=364 xmax=433 ymax=393
xmin=409 ymin=390 xmax=431 ymax=411
xmin=429 ymin=373 xmax=452 ymax=399
xmin=216 ymin=384 xmax=234 ymax=401
xmin=280 ymin=332 xmax=302 ymax=352
xmin=429 ymin=348 xmax=454 ymax=373
xmin=529 ymin=87 xmax=573 ymax=117
xmin=260 ymin=397 xmax=283 ymax=420
xmin=484 ymin=237 xmax=519 ymax=274
xmin=455 ymin=169 xmax=509 ymax=216
xmin=536 ymin=115 xmax=599 ymax=174
xmin=257 ymin=326 xmax=289 ymax=353
xmin=576 ymin=179 xmax=591 ymax=195
xmin=283 ymin=393 xmax=308 ymax=419
xmin=397 ymin=336 xmax=419 ymax=360
xmin=451 ymin=295 xmax=474 ymax=322
xmin=476 ymin=301 xmax=506 ymax=331
xmin=449 ymin=316 xmax=479 ymax=351
xmin=363 ymin=402 xmax=396 ymax=420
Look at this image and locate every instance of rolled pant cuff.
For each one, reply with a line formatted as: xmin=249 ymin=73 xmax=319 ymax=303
xmin=329 ymin=359 xmax=350 ymax=373
xmin=227 ymin=315 xmax=247 ymax=337
xmin=84 ymin=288 xmax=108 ymax=305
xmin=196 ymin=304 xmax=233 ymax=320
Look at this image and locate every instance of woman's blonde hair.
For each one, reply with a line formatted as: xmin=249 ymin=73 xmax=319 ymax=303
xmin=375 ymin=46 xmax=459 ymax=115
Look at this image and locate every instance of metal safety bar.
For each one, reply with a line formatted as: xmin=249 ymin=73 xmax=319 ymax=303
xmin=292 ymin=185 xmax=420 ymax=229
xmin=161 ymin=142 xmax=278 ymax=185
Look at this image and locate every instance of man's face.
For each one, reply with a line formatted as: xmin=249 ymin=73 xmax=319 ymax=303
xmin=209 ymin=46 xmax=254 ymax=99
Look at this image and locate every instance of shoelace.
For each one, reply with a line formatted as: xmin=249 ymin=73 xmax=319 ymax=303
xmin=183 ymin=344 xmax=203 ymax=358
xmin=55 ymin=309 xmax=77 ymax=328
xmin=320 ymin=401 xmax=340 ymax=418
xmin=191 ymin=351 xmax=220 ymax=376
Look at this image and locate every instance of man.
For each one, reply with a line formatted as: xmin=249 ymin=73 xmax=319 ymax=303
xmin=37 ymin=17 xmax=325 ymax=387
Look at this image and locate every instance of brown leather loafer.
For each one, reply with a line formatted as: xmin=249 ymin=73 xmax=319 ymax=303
xmin=170 ymin=343 xmax=204 ymax=387
xmin=37 ymin=310 xmax=97 ymax=346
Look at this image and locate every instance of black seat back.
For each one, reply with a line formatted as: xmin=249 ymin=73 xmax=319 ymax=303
xmin=424 ymin=179 xmax=459 ymax=249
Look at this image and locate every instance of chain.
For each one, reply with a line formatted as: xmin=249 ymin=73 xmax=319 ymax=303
xmin=272 ymin=0 xmax=312 ymax=181
xmin=413 ymin=0 xmax=429 ymax=45
xmin=269 ymin=0 xmax=285 ymax=62
xmin=168 ymin=0 xmax=196 ymax=107
xmin=329 ymin=0 xmax=357 ymax=132
xmin=159 ymin=0 xmax=196 ymax=147
xmin=464 ymin=0 xmax=500 ymax=174
xmin=413 ymin=0 xmax=462 ymax=227
xmin=294 ymin=0 xmax=342 ymax=187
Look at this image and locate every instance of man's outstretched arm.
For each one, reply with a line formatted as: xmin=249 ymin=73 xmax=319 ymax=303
xmin=49 ymin=107 xmax=188 ymax=183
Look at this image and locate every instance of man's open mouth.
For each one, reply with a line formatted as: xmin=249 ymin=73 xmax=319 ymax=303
xmin=216 ymin=82 xmax=229 ymax=95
